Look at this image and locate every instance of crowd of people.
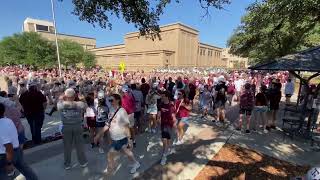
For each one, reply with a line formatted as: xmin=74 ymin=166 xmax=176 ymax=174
xmin=0 ymin=65 xmax=319 ymax=179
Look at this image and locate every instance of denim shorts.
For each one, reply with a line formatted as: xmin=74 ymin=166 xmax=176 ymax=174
xmin=111 ymin=138 xmax=128 ymax=151
xmin=178 ymin=117 xmax=189 ymax=125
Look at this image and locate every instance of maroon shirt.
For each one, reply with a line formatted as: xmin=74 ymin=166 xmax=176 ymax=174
xmin=160 ymin=103 xmax=175 ymax=129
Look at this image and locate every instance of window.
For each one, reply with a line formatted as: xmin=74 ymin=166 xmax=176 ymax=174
xmin=36 ymin=24 xmax=49 ymax=32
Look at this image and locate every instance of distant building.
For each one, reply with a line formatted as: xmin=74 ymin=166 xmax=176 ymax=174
xmin=23 ymin=18 xmax=96 ymax=50
xmin=222 ymin=48 xmax=248 ymax=69
xmin=23 ymin=18 xmax=226 ymax=70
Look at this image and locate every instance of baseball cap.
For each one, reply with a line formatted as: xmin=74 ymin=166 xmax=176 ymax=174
xmin=98 ymin=91 xmax=105 ymax=99
xmin=64 ymin=88 xmax=76 ymax=98
xmin=122 ymin=85 xmax=129 ymax=93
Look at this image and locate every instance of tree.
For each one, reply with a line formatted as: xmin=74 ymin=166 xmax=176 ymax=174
xmin=0 ymin=32 xmax=96 ymax=68
xmin=0 ymin=32 xmax=56 ymax=68
xmin=68 ymin=0 xmax=231 ymax=39
xmin=227 ymin=0 xmax=320 ymax=64
xmin=59 ymin=39 xmax=96 ymax=68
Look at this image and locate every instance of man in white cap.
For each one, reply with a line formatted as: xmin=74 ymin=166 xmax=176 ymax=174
xmin=57 ymin=88 xmax=88 ymax=170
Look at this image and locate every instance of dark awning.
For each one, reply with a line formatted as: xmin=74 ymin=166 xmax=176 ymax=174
xmin=249 ymin=46 xmax=320 ymax=72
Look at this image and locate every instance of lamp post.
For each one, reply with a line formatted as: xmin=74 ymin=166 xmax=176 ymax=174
xmin=50 ymin=0 xmax=62 ymax=77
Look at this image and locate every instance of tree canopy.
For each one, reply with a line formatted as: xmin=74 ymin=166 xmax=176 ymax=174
xmin=0 ymin=32 xmax=96 ymax=68
xmin=68 ymin=0 xmax=231 ymax=39
xmin=227 ymin=0 xmax=320 ymax=64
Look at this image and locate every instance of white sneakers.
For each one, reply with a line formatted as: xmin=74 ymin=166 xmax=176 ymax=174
xmin=80 ymin=162 xmax=88 ymax=168
xmin=160 ymin=156 xmax=167 ymax=165
xmin=130 ymin=162 xmax=141 ymax=174
xmin=175 ymin=139 xmax=184 ymax=145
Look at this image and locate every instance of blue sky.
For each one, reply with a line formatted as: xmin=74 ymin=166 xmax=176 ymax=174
xmin=0 ymin=0 xmax=253 ymax=48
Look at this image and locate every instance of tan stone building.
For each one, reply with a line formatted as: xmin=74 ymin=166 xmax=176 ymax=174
xmin=222 ymin=48 xmax=248 ymax=69
xmin=23 ymin=18 xmax=226 ymax=70
xmin=23 ymin=18 xmax=96 ymax=50
xmin=91 ymin=23 xmax=225 ymax=70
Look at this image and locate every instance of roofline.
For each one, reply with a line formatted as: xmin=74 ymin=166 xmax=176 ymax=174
xmin=38 ymin=31 xmax=96 ymax=40
xmin=95 ymin=44 xmax=125 ymax=49
xmin=24 ymin=17 xmax=54 ymax=27
xmin=126 ymin=22 xmax=199 ymax=36
xmin=95 ymin=49 xmax=175 ymax=56
xmin=199 ymin=42 xmax=223 ymax=50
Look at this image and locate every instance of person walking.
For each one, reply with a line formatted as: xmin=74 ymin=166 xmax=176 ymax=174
xmin=175 ymin=90 xmax=191 ymax=145
xmin=252 ymin=85 xmax=269 ymax=133
xmin=95 ymin=91 xmax=109 ymax=154
xmin=237 ymin=83 xmax=254 ymax=133
xmin=19 ymin=81 xmax=47 ymax=145
xmin=214 ymin=76 xmax=228 ymax=125
xmin=57 ymin=88 xmax=88 ymax=170
xmin=131 ymin=84 xmax=144 ymax=134
xmin=0 ymin=103 xmax=38 ymax=180
xmin=267 ymin=81 xmax=282 ymax=130
xmin=94 ymin=94 xmax=140 ymax=174
xmin=159 ymin=91 xmax=177 ymax=165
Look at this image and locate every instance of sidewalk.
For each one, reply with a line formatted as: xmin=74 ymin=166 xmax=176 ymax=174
xmin=16 ymin=109 xmax=234 ymax=180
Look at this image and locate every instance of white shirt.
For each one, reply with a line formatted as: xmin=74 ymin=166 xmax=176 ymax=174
xmin=0 ymin=117 xmax=19 ymax=154
xmin=108 ymin=108 xmax=129 ymax=141
xmin=284 ymin=82 xmax=295 ymax=95
xmin=235 ymin=79 xmax=244 ymax=92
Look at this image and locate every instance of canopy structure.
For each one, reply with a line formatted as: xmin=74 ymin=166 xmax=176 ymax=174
xmin=249 ymin=45 xmax=320 ymax=134
xmin=249 ymin=45 xmax=320 ymax=73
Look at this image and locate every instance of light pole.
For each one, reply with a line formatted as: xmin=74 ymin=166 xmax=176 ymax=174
xmin=50 ymin=0 xmax=62 ymax=77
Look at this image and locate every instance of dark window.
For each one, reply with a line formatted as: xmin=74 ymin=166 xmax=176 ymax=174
xmin=36 ymin=24 xmax=49 ymax=32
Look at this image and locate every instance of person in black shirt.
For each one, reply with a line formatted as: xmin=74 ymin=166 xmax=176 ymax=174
xmin=215 ymin=78 xmax=227 ymax=124
xmin=19 ymin=81 xmax=47 ymax=144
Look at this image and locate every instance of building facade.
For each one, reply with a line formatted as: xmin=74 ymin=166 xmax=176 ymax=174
xmin=222 ymin=48 xmax=248 ymax=69
xmin=23 ymin=18 xmax=96 ymax=50
xmin=23 ymin=18 xmax=226 ymax=70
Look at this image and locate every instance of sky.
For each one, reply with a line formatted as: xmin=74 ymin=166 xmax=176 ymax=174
xmin=0 ymin=0 xmax=253 ymax=48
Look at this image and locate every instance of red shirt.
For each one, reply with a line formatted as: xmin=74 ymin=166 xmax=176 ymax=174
xmin=122 ymin=93 xmax=135 ymax=114
xmin=175 ymin=99 xmax=190 ymax=118
xmin=160 ymin=103 xmax=175 ymax=128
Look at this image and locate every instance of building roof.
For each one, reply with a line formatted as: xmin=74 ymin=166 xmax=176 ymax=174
xmin=126 ymin=22 xmax=199 ymax=36
xmin=249 ymin=46 xmax=320 ymax=72
xmin=24 ymin=17 xmax=54 ymax=27
xmin=199 ymin=43 xmax=223 ymax=50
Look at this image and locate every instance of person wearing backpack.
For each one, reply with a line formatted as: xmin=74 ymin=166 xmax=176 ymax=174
xmin=227 ymin=80 xmax=236 ymax=106
xmin=214 ymin=76 xmax=228 ymax=126
xmin=237 ymin=83 xmax=254 ymax=134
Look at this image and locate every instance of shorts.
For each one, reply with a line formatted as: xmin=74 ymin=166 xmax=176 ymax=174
xmin=239 ymin=108 xmax=252 ymax=116
xmin=96 ymin=121 xmax=106 ymax=128
xmin=111 ymin=138 xmax=128 ymax=151
xmin=128 ymin=113 xmax=135 ymax=128
xmin=254 ymin=106 xmax=268 ymax=113
xmin=215 ymin=100 xmax=226 ymax=108
xmin=285 ymin=94 xmax=292 ymax=98
xmin=87 ymin=120 xmax=96 ymax=128
xmin=147 ymin=106 xmax=158 ymax=115
xmin=18 ymin=131 xmax=27 ymax=145
xmin=161 ymin=127 xmax=175 ymax=140
xmin=178 ymin=117 xmax=189 ymax=125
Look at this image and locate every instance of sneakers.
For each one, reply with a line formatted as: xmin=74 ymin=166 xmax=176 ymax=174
xmin=99 ymin=148 xmax=105 ymax=154
xmin=65 ymin=166 xmax=71 ymax=170
xmin=160 ymin=156 xmax=167 ymax=165
xmin=175 ymin=140 xmax=183 ymax=145
xmin=130 ymin=162 xmax=141 ymax=174
xmin=245 ymin=130 xmax=251 ymax=134
xmin=80 ymin=162 xmax=88 ymax=168
xmin=263 ymin=129 xmax=269 ymax=133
